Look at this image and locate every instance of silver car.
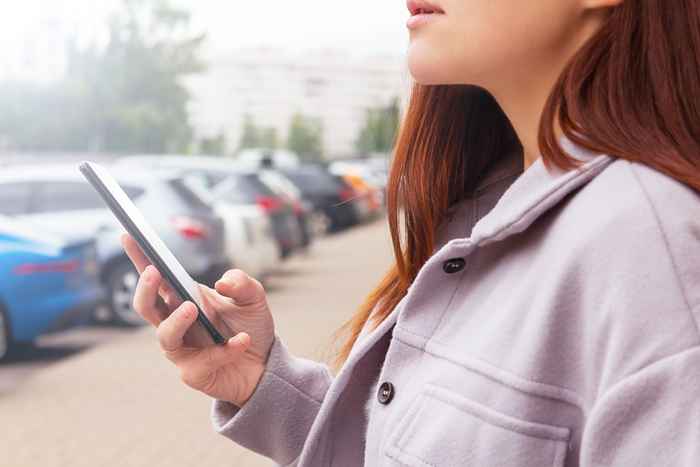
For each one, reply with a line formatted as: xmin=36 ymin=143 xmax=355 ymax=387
xmin=0 ymin=164 xmax=228 ymax=326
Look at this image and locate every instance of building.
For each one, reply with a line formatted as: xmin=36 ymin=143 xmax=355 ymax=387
xmin=184 ymin=47 xmax=411 ymax=159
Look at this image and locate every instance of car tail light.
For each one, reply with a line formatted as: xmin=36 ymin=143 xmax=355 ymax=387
xmin=292 ymin=199 xmax=304 ymax=215
xmin=13 ymin=260 xmax=80 ymax=275
xmin=338 ymin=186 xmax=356 ymax=202
xmin=256 ymin=195 xmax=283 ymax=214
xmin=172 ymin=216 xmax=209 ymax=239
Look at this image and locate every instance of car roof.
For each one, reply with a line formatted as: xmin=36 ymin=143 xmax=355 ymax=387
xmin=0 ymin=163 xmax=184 ymax=184
xmin=117 ymin=155 xmax=256 ymax=174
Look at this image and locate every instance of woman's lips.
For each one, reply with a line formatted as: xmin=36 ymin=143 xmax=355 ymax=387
xmin=406 ymin=0 xmax=445 ymax=30
xmin=406 ymin=0 xmax=445 ymax=15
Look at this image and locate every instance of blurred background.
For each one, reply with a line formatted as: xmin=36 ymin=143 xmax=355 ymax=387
xmin=0 ymin=1 xmax=411 ymax=466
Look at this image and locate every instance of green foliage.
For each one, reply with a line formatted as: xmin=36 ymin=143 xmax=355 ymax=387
xmin=287 ymin=113 xmax=324 ymax=162
xmin=355 ymin=96 xmax=400 ymax=154
xmin=238 ymin=114 xmax=278 ymax=151
xmin=0 ymin=0 xmax=205 ymax=153
xmin=260 ymin=127 xmax=278 ymax=150
xmin=199 ymin=132 xmax=227 ymax=155
xmin=238 ymin=114 xmax=260 ymax=149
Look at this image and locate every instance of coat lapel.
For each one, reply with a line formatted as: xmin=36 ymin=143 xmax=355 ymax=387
xmin=468 ymin=137 xmax=614 ymax=247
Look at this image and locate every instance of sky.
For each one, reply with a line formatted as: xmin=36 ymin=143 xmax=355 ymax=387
xmin=0 ymin=0 xmax=410 ymax=79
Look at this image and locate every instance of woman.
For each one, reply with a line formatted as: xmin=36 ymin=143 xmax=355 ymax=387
xmin=122 ymin=1 xmax=700 ymax=465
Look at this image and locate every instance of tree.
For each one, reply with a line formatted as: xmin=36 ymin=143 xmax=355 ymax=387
xmin=0 ymin=0 xmax=206 ymax=153
xmin=238 ymin=114 xmax=261 ymax=150
xmin=287 ymin=113 xmax=324 ymax=162
xmin=199 ymin=131 xmax=227 ymax=155
xmin=354 ymin=96 xmax=400 ymax=154
xmin=260 ymin=127 xmax=278 ymax=150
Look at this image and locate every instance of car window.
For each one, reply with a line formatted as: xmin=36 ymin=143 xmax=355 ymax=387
xmin=122 ymin=185 xmax=145 ymax=200
xmin=0 ymin=182 xmax=32 ymax=215
xmin=179 ymin=173 xmax=213 ymax=197
xmin=168 ymin=178 xmax=212 ymax=210
xmin=282 ymin=169 xmax=340 ymax=192
xmin=243 ymin=174 xmax=276 ymax=197
xmin=260 ymin=170 xmax=301 ymax=198
xmin=33 ymin=182 xmax=105 ymax=213
xmin=211 ymin=177 xmax=250 ymax=204
xmin=206 ymin=172 xmax=228 ymax=186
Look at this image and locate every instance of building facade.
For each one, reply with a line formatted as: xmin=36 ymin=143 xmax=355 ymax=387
xmin=185 ymin=47 xmax=410 ymax=159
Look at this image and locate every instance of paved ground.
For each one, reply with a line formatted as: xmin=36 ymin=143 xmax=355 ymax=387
xmin=0 ymin=217 xmax=394 ymax=467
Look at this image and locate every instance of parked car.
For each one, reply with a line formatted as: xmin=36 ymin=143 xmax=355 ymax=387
xmin=277 ymin=164 xmax=363 ymax=232
xmin=329 ymin=157 xmax=390 ymax=209
xmin=330 ymin=157 xmax=390 ymax=190
xmin=258 ymin=168 xmax=316 ymax=246
xmin=339 ymin=172 xmax=383 ymax=221
xmin=117 ymin=155 xmax=304 ymax=260
xmin=175 ymin=170 xmax=279 ymax=281
xmin=0 ymin=216 xmax=104 ymax=361
xmin=0 ymin=164 xmax=228 ymax=326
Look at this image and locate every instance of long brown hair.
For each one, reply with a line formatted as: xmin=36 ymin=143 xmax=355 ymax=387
xmin=331 ymin=1 xmax=700 ymax=371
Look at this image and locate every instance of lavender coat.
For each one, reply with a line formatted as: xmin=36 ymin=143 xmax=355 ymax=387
xmin=211 ymin=136 xmax=700 ymax=466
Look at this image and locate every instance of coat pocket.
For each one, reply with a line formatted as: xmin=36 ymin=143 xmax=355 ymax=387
xmin=384 ymin=383 xmax=571 ymax=467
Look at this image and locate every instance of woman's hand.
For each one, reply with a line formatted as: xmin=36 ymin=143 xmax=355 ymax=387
xmin=120 ymin=233 xmax=275 ymax=408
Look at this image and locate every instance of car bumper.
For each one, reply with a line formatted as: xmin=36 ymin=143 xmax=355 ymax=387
xmin=12 ymin=287 xmax=106 ymax=342
xmin=44 ymin=288 xmax=106 ymax=334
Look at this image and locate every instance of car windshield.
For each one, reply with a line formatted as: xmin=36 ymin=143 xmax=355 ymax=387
xmin=209 ymin=173 xmax=276 ymax=204
xmin=282 ymin=168 xmax=340 ymax=192
xmin=168 ymin=178 xmax=213 ymax=211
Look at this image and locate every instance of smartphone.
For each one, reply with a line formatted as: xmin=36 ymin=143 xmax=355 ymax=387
xmin=79 ymin=161 xmax=226 ymax=345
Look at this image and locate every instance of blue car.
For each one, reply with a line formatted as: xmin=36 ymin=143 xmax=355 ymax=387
xmin=0 ymin=216 xmax=104 ymax=362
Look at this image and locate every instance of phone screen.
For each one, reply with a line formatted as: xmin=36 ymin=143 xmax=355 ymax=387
xmin=79 ymin=161 xmax=226 ymax=345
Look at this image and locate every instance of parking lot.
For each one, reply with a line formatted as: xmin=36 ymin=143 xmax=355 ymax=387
xmin=0 ymin=216 xmax=394 ymax=467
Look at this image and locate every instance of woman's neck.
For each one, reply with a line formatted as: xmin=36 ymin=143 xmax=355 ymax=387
xmin=488 ymin=11 xmax=608 ymax=172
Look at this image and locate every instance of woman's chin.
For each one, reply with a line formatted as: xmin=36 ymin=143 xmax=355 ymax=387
xmin=407 ymin=44 xmax=454 ymax=85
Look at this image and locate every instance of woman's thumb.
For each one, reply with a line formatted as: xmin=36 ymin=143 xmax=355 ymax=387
xmin=214 ymin=269 xmax=264 ymax=305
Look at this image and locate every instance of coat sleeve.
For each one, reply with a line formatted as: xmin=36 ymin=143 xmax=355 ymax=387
xmin=580 ymin=345 xmax=700 ymax=466
xmin=210 ymin=333 xmax=334 ymax=466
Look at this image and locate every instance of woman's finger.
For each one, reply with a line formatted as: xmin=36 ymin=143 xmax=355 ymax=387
xmin=121 ymin=233 xmax=151 ymax=273
xmin=214 ymin=269 xmax=265 ymax=307
xmin=121 ymin=233 xmax=180 ymax=305
xmin=156 ymin=301 xmax=198 ymax=354
xmin=158 ymin=282 xmax=182 ymax=309
xmin=183 ymin=332 xmax=251 ymax=382
xmin=133 ymin=265 xmax=170 ymax=326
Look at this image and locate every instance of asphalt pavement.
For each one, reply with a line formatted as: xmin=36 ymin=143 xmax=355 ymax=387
xmin=0 ymin=217 xmax=394 ymax=467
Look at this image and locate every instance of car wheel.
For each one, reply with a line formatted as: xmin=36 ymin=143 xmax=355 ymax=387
xmin=310 ymin=210 xmax=331 ymax=237
xmin=106 ymin=260 xmax=143 ymax=327
xmin=0 ymin=305 xmax=12 ymax=363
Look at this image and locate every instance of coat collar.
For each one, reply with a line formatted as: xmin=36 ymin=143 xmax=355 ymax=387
xmin=435 ymin=135 xmax=614 ymax=251
xmin=466 ymin=135 xmax=615 ymax=247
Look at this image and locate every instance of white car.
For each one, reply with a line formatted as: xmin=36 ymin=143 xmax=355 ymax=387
xmin=206 ymin=180 xmax=278 ymax=281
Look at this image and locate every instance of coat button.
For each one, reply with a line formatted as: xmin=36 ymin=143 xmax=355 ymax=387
xmin=443 ymin=257 xmax=466 ymax=274
xmin=377 ymin=381 xmax=395 ymax=405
